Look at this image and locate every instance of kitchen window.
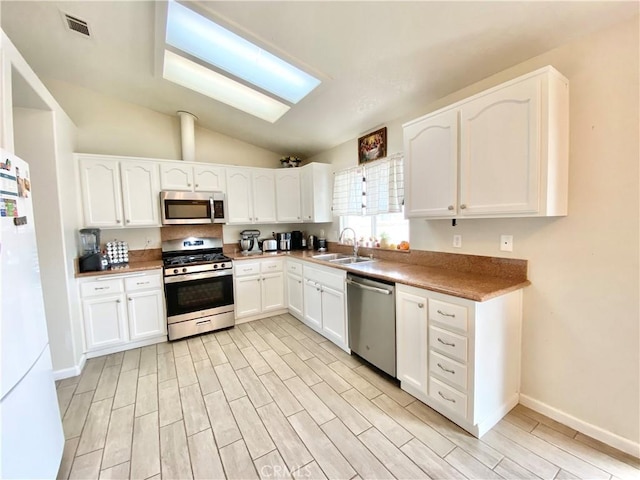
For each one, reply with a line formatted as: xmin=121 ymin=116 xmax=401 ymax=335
xmin=340 ymin=211 xmax=409 ymax=247
xmin=333 ymin=153 xmax=409 ymax=247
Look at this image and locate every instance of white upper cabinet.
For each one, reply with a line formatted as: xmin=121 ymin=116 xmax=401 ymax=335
xmin=276 ymin=169 xmax=302 ymax=222
xmin=79 ymin=155 xmax=161 ymax=228
xmin=300 ymin=163 xmax=333 ymax=223
xmin=120 ymin=161 xmax=160 ymax=227
xmin=79 ymin=156 xmax=124 ymax=227
xmin=404 ymin=109 xmax=458 ymax=218
xmin=226 ymin=167 xmax=277 ymax=224
xmin=403 ymin=66 xmax=569 ymax=219
xmin=252 ymin=169 xmax=277 ymax=223
xmin=193 ymin=165 xmax=226 ymax=192
xmin=160 ymin=162 xmax=226 ymax=193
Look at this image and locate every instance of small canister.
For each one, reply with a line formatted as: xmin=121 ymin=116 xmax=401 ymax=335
xmin=308 ymin=235 xmax=316 ymax=250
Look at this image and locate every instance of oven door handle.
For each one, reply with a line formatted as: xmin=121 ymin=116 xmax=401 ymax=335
xmin=164 ymin=269 xmax=232 ymax=284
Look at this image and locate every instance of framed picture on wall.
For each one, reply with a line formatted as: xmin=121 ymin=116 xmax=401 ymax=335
xmin=358 ymin=127 xmax=387 ymax=164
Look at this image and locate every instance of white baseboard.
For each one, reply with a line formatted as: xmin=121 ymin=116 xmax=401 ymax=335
xmin=53 ymin=354 xmax=86 ymax=380
xmin=519 ymin=394 xmax=640 ymax=458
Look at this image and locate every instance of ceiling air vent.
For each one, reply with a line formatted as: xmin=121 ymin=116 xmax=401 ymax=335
xmin=63 ymin=13 xmax=91 ymax=37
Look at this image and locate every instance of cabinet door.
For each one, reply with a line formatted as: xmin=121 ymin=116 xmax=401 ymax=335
xmin=127 ymin=289 xmax=166 ymax=341
xmin=300 ymin=163 xmax=332 ymax=223
xmin=82 ymin=294 xmax=127 ymax=351
xmin=194 ymin=165 xmax=226 ymax=193
xmin=234 ymin=275 xmax=261 ymax=318
xmin=286 ymin=273 xmax=304 ymax=320
xmin=79 ymin=157 xmax=123 ymax=227
xmin=320 ymin=285 xmax=347 ymax=348
xmin=252 ymin=170 xmax=277 ymax=223
xmin=403 ymin=109 xmax=458 ymax=217
xmin=303 ymin=279 xmax=323 ymax=331
xmin=396 ymin=289 xmax=428 ymax=395
xmin=459 ymin=77 xmax=540 ymax=215
xmin=275 ymin=169 xmax=302 ymax=222
xmin=261 ymin=272 xmax=285 ymax=312
xmin=160 ymin=163 xmax=194 ymax=191
xmin=120 ymin=161 xmax=161 ymax=227
xmin=226 ymin=167 xmax=253 ymax=224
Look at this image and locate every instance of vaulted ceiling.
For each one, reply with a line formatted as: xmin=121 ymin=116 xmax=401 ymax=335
xmin=2 ymin=1 xmax=638 ymax=157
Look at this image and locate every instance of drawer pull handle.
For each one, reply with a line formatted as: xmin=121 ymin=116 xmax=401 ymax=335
xmin=136 ymin=281 xmax=150 ymax=286
xmin=437 ymin=309 xmax=456 ymax=318
xmin=437 ymin=363 xmax=455 ymax=375
xmin=437 ymin=338 xmax=456 ymax=347
xmin=438 ymin=391 xmax=456 ymax=403
xmin=418 ymin=303 xmax=424 ymax=309
xmin=243 ymin=268 xmax=252 ymax=272
xmin=196 ymin=320 xmax=211 ymax=326
xmin=95 ymin=287 xmax=109 ymax=290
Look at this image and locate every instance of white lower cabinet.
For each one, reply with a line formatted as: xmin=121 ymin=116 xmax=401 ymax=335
xmin=396 ymin=283 xmax=522 ymax=437
xmin=234 ymin=259 xmax=285 ymax=321
xmin=286 ymin=259 xmax=304 ymax=320
xmin=302 ymin=263 xmax=348 ymax=351
xmin=79 ymin=270 xmax=166 ymax=356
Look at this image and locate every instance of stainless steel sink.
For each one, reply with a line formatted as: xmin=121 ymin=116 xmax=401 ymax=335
xmin=311 ymin=253 xmax=376 ymax=265
xmin=312 ymin=253 xmax=350 ymax=261
xmin=329 ymin=256 xmax=377 ymax=265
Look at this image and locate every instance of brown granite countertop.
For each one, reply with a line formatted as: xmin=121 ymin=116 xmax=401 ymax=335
xmin=228 ymin=250 xmax=530 ymax=302
xmin=75 ymin=260 xmax=163 ymax=279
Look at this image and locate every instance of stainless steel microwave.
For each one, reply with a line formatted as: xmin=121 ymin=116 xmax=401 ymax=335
xmin=160 ymin=191 xmax=227 ymax=225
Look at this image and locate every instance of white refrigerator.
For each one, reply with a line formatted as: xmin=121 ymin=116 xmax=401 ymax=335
xmin=0 ymin=149 xmax=64 ymax=479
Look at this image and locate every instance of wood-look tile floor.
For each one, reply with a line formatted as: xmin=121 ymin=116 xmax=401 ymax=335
xmin=56 ymin=313 xmax=640 ymax=480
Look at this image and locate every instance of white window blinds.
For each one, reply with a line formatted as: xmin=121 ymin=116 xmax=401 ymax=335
xmin=332 ymin=153 xmax=404 ymax=216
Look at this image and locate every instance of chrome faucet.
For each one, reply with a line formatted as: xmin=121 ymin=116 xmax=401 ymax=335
xmin=339 ymin=228 xmax=358 ymax=257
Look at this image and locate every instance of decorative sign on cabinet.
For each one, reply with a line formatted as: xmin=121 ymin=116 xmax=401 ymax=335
xmin=396 ymin=283 xmax=522 ymax=437
xmin=403 ymin=65 xmax=569 ymax=219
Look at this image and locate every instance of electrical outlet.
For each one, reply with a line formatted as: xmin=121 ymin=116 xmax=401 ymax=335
xmin=453 ymin=235 xmax=462 ymax=248
xmin=500 ymin=235 xmax=513 ymax=252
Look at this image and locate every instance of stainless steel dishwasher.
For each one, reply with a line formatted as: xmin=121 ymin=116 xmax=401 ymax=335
xmin=346 ymin=273 xmax=396 ymax=377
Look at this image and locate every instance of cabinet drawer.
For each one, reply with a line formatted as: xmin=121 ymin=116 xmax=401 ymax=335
xmin=287 ymin=261 xmax=302 ymax=275
xmin=429 ymin=326 xmax=467 ymax=363
xmin=80 ymin=278 xmax=124 ymax=298
xmin=429 ymin=350 xmax=467 ymax=391
xmin=125 ymin=273 xmax=162 ymax=292
xmin=429 ymin=299 xmax=468 ymax=332
xmin=429 ymin=377 xmax=467 ymax=419
xmin=261 ymin=259 xmax=283 ymax=273
xmin=234 ymin=262 xmax=261 ymax=276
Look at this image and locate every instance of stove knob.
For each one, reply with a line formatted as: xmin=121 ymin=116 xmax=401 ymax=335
xmin=213 ymin=264 xmax=218 ymax=269
xmin=220 ymin=263 xmax=226 ymax=268
xmin=173 ymin=269 xmax=179 ymax=274
xmin=182 ymin=267 xmax=188 ymax=273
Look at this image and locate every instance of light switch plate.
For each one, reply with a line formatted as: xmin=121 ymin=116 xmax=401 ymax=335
xmin=453 ymin=235 xmax=462 ymax=248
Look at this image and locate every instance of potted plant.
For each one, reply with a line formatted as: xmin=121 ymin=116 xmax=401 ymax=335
xmin=280 ymin=155 xmax=301 ymax=168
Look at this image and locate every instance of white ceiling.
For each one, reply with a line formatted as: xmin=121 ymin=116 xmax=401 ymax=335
xmin=2 ymin=1 xmax=638 ymax=158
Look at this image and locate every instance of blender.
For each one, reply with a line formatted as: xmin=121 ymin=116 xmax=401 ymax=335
xmin=78 ymin=228 xmax=109 ymax=272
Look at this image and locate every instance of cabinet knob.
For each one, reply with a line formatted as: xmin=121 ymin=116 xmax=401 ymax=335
xmin=187 ymin=183 xmax=191 ymax=186
xmin=126 ymin=219 xmax=130 ymax=223
xmin=116 ymin=299 xmax=121 ymax=303
xmin=297 ymin=217 xmax=300 ymax=219
xmin=255 ymin=217 xmax=259 ymax=221
xmin=307 ymin=216 xmax=311 ymax=219
xmin=195 ymin=184 xmax=199 ymax=187
xmin=418 ymin=303 xmax=424 ymax=308
xmin=448 ymin=205 xmax=454 ymax=211
xmin=116 ymin=219 xmax=121 ymax=223
xmin=460 ymin=204 xmax=467 ymax=210
xmin=128 ymin=297 xmax=132 ymax=301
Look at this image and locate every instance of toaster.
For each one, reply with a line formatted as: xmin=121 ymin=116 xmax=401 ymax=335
xmin=262 ymin=239 xmax=277 ymax=252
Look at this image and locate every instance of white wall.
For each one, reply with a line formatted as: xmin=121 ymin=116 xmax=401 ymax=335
xmin=3 ymin=32 xmax=82 ymax=376
xmin=309 ymin=17 xmax=640 ymax=450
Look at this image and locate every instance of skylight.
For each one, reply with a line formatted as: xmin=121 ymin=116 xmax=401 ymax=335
xmin=162 ymin=1 xmax=321 ymax=121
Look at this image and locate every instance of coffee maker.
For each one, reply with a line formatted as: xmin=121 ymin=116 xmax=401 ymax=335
xmin=78 ymin=228 xmax=109 ymax=272
xmin=276 ymin=232 xmax=291 ymax=251
xmin=291 ymin=231 xmax=304 ymax=250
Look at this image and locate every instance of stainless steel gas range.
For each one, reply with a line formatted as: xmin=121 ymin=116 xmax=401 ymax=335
xmin=162 ymin=237 xmax=234 ymax=341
